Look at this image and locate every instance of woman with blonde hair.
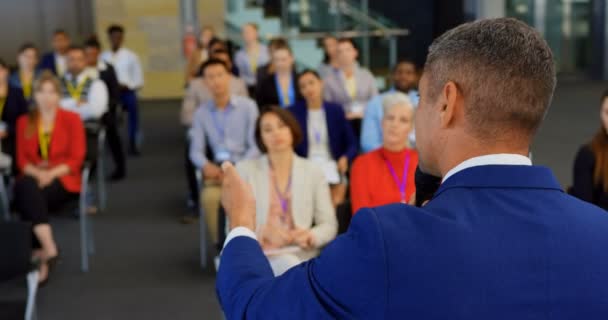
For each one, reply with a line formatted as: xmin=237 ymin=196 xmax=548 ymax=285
xmin=14 ymin=71 xmax=86 ymax=284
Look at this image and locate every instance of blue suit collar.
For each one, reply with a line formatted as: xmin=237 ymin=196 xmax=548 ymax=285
xmin=434 ymin=165 xmax=563 ymax=199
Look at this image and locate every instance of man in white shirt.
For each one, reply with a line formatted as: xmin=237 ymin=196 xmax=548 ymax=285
xmin=59 ymin=46 xmax=108 ymax=121
xmin=101 ymin=24 xmax=144 ymax=156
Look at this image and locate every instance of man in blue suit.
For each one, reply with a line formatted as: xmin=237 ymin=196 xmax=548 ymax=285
xmin=217 ymin=18 xmax=608 ymax=319
xmin=38 ymin=30 xmax=71 ymax=76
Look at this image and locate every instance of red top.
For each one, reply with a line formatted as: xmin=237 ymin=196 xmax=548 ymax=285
xmin=16 ymin=108 xmax=86 ymax=193
xmin=350 ymin=147 xmax=418 ymax=214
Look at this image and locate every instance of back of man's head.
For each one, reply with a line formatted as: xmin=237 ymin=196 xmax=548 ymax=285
xmin=425 ymin=18 xmax=556 ymax=140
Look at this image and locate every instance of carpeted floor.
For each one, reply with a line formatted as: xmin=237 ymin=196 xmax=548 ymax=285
xmin=5 ymin=79 xmax=608 ymax=319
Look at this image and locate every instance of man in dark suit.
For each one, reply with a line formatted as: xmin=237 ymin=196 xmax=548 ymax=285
xmin=84 ymin=38 xmax=127 ymax=181
xmin=38 ymin=30 xmax=71 ymax=76
xmin=217 ymin=18 xmax=608 ymax=319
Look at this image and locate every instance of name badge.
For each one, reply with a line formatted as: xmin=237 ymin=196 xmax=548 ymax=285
xmin=350 ymin=102 xmax=365 ymax=115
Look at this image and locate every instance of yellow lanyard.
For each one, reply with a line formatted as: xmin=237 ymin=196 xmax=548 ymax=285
xmin=38 ymin=121 xmax=53 ymax=161
xmin=66 ymin=76 xmax=88 ymax=102
xmin=345 ymin=75 xmax=357 ymax=100
xmin=0 ymin=96 xmax=5 ymax=118
xmin=20 ymin=73 xmax=32 ymax=99
xmin=248 ymin=48 xmax=259 ymax=73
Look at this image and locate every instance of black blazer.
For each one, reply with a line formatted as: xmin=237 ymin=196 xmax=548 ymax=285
xmin=99 ymin=64 xmax=121 ymax=114
xmin=1 ymin=86 xmax=28 ymax=158
xmin=571 ymin=144 xmax=608 ymax=210
xmin=256 ymin=72 xmax=303 ymax=109
xmin=37 ymin=52 xmax=57 ymax=75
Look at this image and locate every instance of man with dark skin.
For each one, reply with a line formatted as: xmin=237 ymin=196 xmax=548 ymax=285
xmin=101 ymin=25 xmax=144 ymax=155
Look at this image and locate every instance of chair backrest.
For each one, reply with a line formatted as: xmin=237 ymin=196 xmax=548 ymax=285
xmin=0 ymin=222 xmax=32 ymax=282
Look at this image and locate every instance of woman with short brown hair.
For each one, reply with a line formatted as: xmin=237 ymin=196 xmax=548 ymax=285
xmin=235 ymin=106 xmax=337 ymax=276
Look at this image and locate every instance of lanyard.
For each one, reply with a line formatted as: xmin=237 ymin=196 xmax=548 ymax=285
xmin=38 ymin=121 xmax=54 ymax=161
xmin=382 ymin=152 xmax=411 ymax=202
xmin=275 ymin=74 xmax=295 ymax=107
xmin=20 ymin=73 xmax=32 ymax=99
xmin=342 ymin=72 xmax=357 ymax=100
xmin=248 ymin=48 xmax=259 ymax=73
xmin=66 ymin=76 xmax=89 ymax=102
xmin=210 ymin=106 xmax=231 ymax=143
xmin=269 ymin=160 xmax=293 ymax=223
xmin=0 ymin=96 xmax=5 ymax=118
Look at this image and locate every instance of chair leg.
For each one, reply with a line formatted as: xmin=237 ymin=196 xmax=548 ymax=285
xmin=199 ymin=204 xmax=207 ymax=269
xmin=87 ymin=217 xmax=95 ymax=255
xmin=25 ymin=271 xmax=39 ymax=320
xmin=80 ymin=178 xmax=89 ymax=272
xmin=97 ymin=154 xmax=107 ymax=212
xmin=0 ymin=177 xmax=10 ymax=221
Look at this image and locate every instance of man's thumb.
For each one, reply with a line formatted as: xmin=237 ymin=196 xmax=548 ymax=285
xmin=221 ymin=161 xmax=235 ymax=174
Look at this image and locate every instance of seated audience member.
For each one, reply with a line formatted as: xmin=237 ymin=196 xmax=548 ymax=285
xmin=571 ymin=90 xmax=608 ymax=210
xmin=59 ymin=46 xmax=108 ymax=121
xmin=186 ymin=59 xmax=259 ymax=235
xmin=181 ymin=49 xmax=248 ymax=211
xmin=323 ymin=38 xmax=377 ymax=137
xmin=256 ymin=42 xmax=302 ymax=109
xmin=0 ymin=59 xmax=29 ymax=168
xmin=84 ymin=37 xmax=127 ymax=181
xmin=234 ymin=23 xmax=270 ymax=96
xmin=185 ymin=26 xmax=216 ymax=83
xmin=235 ymin=106 xmax=337 ymax=276
xmin=10 ymin=43 xmax=39 ymax=102
xmin=14 ymin=71 xmax=86 ymax=284
xmin=38 ymin=29 xmax=71 ymax=76
xmin=255 ymin=38 xmax=289 ymax=86
xmin=361 ymin=59 xmax=420 ymax=152
xmin=288 ymin=70 xmax=357 ymax=206
xmin=181 ymin=49 xmax=248 ymax=127
xmin=317 ymin=35 xmax=339 ymax=78
xmin=350 ymin=92 xmax=418 ymax=214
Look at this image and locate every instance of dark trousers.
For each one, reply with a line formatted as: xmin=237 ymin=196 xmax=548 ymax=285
xmin=103 ymin=112 xmax=126 ymax=174
xmin=15 ymin=176 xmax=76 ymax=226
xmin=185 ymin=139 xmax=199 ymax=209
xmin=120 ymin=90 xmax=140 ymax=147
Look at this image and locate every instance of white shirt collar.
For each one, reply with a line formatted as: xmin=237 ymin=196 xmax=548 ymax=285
xmin=65 ymin=71 xmax=89 ymax=83
xmin=442 ymin=154 xmax=532 ymax=183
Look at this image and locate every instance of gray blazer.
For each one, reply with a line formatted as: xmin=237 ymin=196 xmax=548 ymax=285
xmin=181 ymin=77 xmax=248 ymax=126
xmin=322 ymin=66 xmax=378 ymax=113
xmin=236 ymin=154 xmax=338 ymax=248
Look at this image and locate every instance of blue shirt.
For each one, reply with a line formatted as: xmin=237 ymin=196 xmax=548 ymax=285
xmin=189 ymin=95 xmax=260 ymax=170
xmin=360 ymin=88 xmax=419 ymax=153
xmin=234 ymin=44 xmax=270 ymax=86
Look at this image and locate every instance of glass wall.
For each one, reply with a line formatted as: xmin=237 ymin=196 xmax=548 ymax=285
xmin=506 ymin=0 xmax=592 ymax=74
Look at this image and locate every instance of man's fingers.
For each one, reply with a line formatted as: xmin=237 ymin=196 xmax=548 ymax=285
xmin=221 ymin=161 xmax=235 ymax=173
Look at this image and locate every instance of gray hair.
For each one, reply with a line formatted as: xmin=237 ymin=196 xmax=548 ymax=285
xmin=382 ymin=92 xmax=414 ymax=115
xmin=424 ymin=18 xmax=556 ymax=139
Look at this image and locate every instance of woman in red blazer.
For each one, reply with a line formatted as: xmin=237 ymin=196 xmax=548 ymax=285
xmin=14 ymin=71 xmax=86 ymax=284
xmin=350 ymin=92 xmax=418 ymax=214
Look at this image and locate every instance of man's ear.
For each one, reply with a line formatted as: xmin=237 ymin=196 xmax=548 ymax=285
xmin=439 ymin=81 xmax=459 ymax=129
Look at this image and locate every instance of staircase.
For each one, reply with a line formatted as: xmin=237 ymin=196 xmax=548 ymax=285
xmin=225 ymin=0 xmax=324 ymax=70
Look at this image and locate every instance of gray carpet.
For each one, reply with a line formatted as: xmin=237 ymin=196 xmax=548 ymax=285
xmin=16 ymin=80 xmax=608 ymax=319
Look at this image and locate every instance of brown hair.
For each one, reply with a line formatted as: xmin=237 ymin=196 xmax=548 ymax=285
xmin=425 ymin=18 xmax=556 ymax=141
xmin=26 ymin=71 xmax=61 ymax=137
xmin=591 ymin=91 xmax=608 ymax=192
xmin=255 ymin=106 xmax=303 ymax=153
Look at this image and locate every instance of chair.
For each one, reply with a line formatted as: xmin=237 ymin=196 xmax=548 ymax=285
xmin=195 ymin=171 xmax=208 ymax=269
xmin=0 ymin=221 xmax=39 ymax=320
xmin=78 ymin=121 xmax=107 ymax=272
